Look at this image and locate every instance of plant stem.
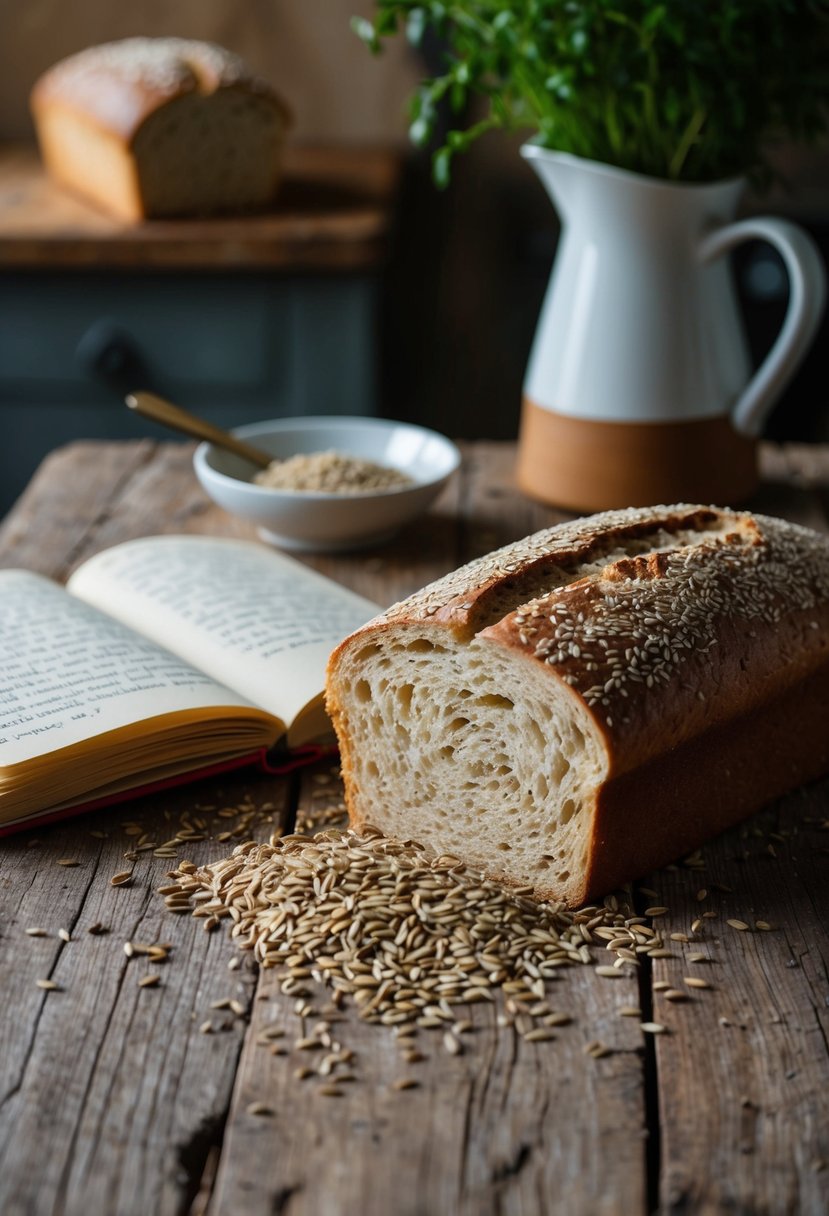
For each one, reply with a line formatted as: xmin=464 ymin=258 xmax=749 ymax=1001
xmin=669 ymin=108 xmax=708 ymax=180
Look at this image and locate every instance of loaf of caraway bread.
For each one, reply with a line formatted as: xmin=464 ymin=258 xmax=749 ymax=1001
xmin=31 ymin=38 xmax=291 ymax=220
xmin=326 ymin=505 xmax=829 ymax=906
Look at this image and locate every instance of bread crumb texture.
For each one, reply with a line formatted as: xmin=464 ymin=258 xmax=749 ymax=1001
xmin=31 ymin=37 xmax=291 ymax=219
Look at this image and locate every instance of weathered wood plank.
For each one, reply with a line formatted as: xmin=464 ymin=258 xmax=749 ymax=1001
xmin=207 ymin=447 xmax=648 ymax=1216
xmin=0 ymin=772 xmax=289 ymax=1216
xmin=0 ymin=441 xmax=156 ymax=577
xmin=211 ymin=958 xmax=647 ymax=1216
xmin=646 ymin=785 xmax=829 ymax=1215
xmin=61 ymin=441 xmax=254 ymax=575
xmin=645 ymin=459 xmax=829 ymax=1214
xmin=212 ymin=778 xmax=648 ymax=1216
xmin=459 ymin=439 xmax=570 ymax=559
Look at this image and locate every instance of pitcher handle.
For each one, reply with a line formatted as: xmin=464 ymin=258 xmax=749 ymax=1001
xmin=698 ymin=217 xmax=826 ymax=437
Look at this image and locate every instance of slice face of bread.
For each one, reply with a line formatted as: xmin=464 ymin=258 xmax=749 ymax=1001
xmin=326 ymin=505 xmax=829 ymax=905
xmin=330 ymin=626 xmax=607 ymax=903
xmin=132 ymin=87 xmax=287 ymax=217
xmin=31 ymin=37 xmax=290 ymax=219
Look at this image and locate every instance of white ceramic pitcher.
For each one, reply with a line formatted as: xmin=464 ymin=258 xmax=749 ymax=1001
xmin=516 ymin=145 xmax=827 ymax=511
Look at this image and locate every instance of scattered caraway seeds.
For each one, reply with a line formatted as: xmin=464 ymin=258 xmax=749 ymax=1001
xmin=755 ymin=921 xmax=773 ymax=931
xmin=727 ymin=919 xmax=750 ymax=931
xmin=443 ymin=1031 xmax=463 ymax=1056
xmin=199 ymin=1021 xmax=213 ymax=1034
xmin=542 ymin=1012 xmax=572 ymax=1026
xmin=110 ymin=871 xmax=133 ymax=887
xmin=684 ymin=977 xmax=712 ymax=990
xmin=393 ymin=1078 xmax=419 ymax=1090
xmin=158 ymin=829 xmax=643 ymax=1051
xmin=25 ymin=927 xmax=48 ymax=937
xmin=583 ymin=1040 xmax=612 ymax=1058
xmin=138 ymin=974 xmax=160 ymax=988
xmin=57 ymin=858 xmax=79 ymax=867
xmin=36 ymin=979 xmax=60 ymax=991
xmin=58 ymin=929 xmax=71 ymax=943
xmin=318 ymin=1085 xmax=344 ymax=1097
xmin=246 ymin=1102 xmax=274 ymax=1116
xmin=128 ymin=941 xmax=164 ymax=956
xmin=156 ymin=825 xmax=769 ymax=1078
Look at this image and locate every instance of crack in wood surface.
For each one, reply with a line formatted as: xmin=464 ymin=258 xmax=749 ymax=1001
xmin=0 ymin=839 xmax=106 ymax=1111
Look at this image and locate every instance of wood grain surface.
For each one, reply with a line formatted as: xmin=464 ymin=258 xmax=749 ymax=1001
xmin=0 ymin=144 xmax=399 ymax=270
xmin=1 ymin=439 xmax=828 ymax=1216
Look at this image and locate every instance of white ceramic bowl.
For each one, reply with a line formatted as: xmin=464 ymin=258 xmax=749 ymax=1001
xmin=193 ymin=416 xmax=461 ymax=552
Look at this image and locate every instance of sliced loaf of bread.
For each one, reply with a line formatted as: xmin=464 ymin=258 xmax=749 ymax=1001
xmin=31 ymin=37 xmax=291 ymax=220
xmin=326 ymin=505 xmax=829 ymax=905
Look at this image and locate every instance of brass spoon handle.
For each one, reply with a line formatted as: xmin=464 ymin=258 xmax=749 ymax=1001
xmin=126 ymin=391 xmax=274 ymax=470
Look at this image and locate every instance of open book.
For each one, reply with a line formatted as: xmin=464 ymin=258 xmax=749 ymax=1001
xmin=0 ymin=536 xmax=379 ymax=833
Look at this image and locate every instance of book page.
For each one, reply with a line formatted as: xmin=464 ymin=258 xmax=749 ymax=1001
xmin=0 ymin=572 xmax=264 ymax=768
xmin=67 ymin=537 xmax=380 ymax=735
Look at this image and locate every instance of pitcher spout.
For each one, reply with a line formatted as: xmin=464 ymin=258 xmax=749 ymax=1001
xmin=520 ymin=142 xmax=580 ymax=214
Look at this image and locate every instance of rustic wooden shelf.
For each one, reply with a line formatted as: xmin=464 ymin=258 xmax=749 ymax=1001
xmin=0 ymin=143 xmax=400 ymax=270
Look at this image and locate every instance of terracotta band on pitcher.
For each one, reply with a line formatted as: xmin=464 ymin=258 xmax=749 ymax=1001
xmin=516 ymin=398 xmax=758 ymax=512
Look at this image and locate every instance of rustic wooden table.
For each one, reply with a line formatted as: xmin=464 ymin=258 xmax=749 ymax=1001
xmin=1 ymin=440 xmax=828 ymax=1216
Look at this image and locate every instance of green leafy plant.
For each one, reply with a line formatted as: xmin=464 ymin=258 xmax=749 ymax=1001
xmin=354 ymin=1 xmax=829 ymax=186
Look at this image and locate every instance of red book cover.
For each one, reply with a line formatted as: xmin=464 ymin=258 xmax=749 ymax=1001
xmin=0 ymin=743 xmax=337 ymax=839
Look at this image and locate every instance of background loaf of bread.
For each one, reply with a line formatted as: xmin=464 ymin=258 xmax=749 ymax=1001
xmin=30 ymin=37 xmax=291 ymax=220
xmin=326 ymin=505 xmax=829 ymax=906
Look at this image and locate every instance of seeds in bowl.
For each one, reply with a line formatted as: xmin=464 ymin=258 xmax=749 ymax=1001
xmin=253 ymin=450 xmax=414 ymax=494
